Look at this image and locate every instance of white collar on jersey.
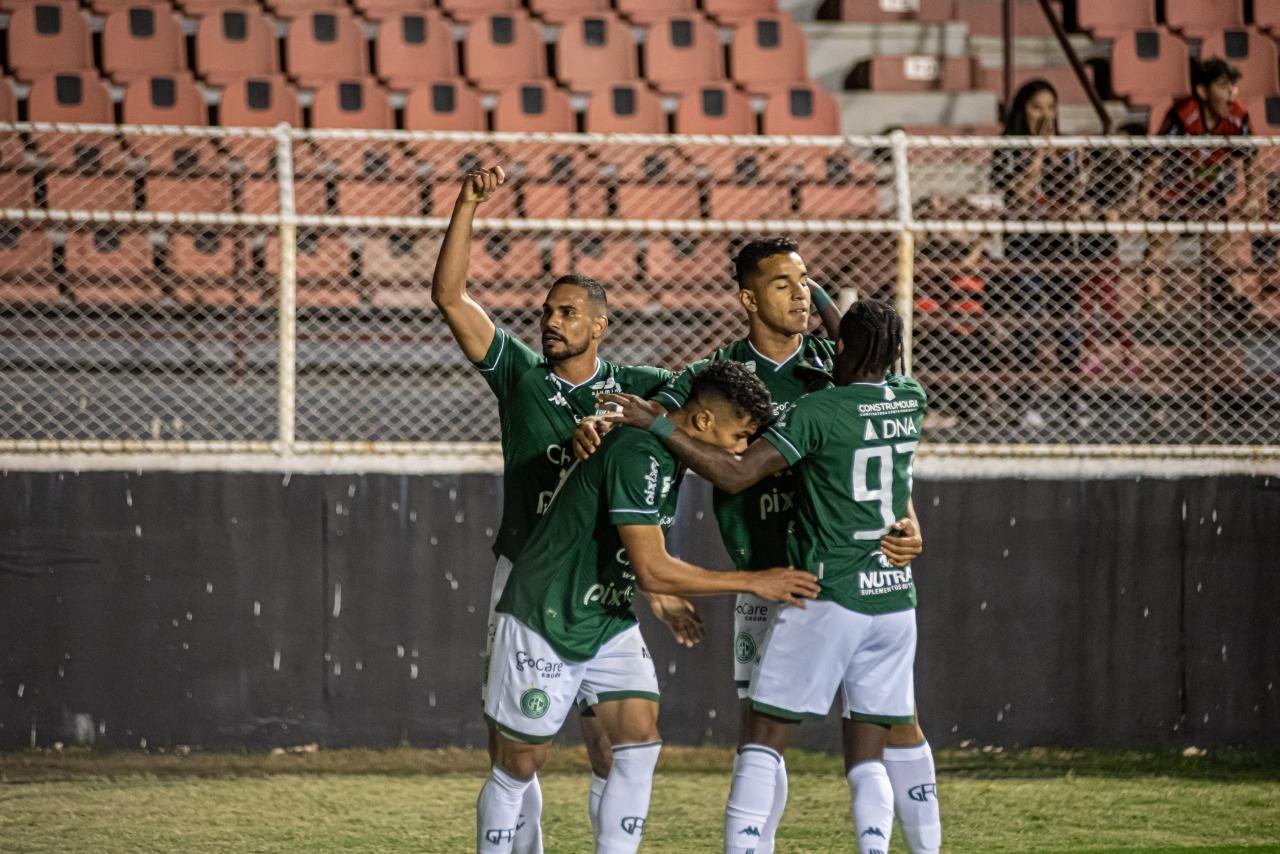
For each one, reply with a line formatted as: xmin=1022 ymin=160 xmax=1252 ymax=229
xmin=748 ymin=338 xmax=804 ymax=372
xmin=549 ymin=358 xmax=603 ymax=391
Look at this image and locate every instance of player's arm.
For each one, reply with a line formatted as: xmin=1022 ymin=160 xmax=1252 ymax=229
xmin=880 ymin=498 xmax=923 ymax=568
xmin=641 ymin=592 xmax=704 ymax=648
xmin=809 ymin=281 xmax=842 ymax=339
xmin=619 ymin=526 xmax=819 ymax=605
xmin=430 ymin=166 xmax=505 ymax=362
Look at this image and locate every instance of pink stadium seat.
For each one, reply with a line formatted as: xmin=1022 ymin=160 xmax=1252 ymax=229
xmin=353 ymin=0 xmax=433 ymax=19
xmin=528 ymin=0 xmax=609 ymax=25
xmin=0 ymin=80 xmax=22 ymax=170
xmin=615 ymin=184 xmax=700 ymax=219
xmin=265 ymin=232 xmax=358 ymax=306
xmin=404 ymin=81 xmax=487 ymax=130
xmin=27 ymin=71 xmax=113 ymax=122
xmin=146 ymin=175 xmax=232 ymax=212
xmin=798 ymin=182 xmax=881 ymax=217
xmin=760 ymin=83 xmax=841 ymax=134
xmin=195 ymin=7 xmax=279 ymax=87
xmin=102 ymin=5 xmax=187 ymax=84
xmin=0 ymin=227 xmax=56 ymax=305
xmin=123 ymin=74 xmax=217 ymax=171
xmin=643 ymin=14 xmax=725 ymax=93
xmin=45 ymin=175 xmax=131 ymax=210
xmin=0 ymin=79 xmax=14 ymax=121
xmin=311 ymin=78 xmax=394 ymax=129
xmin=1164 ymin=0 xmax=1243 ymax=36
xmin=267 ymin=0 xmax=344 ymax=16
xmin=168 ymin=230 xmax=238 ymax=278
xmin=180 ymin=0 xmax=258 ymax=12
xmin=828 ymin=0 xmax=954 ymax=23
xmin=953 ymin=0 xmax=1058 ymax=36
xmin=572 ymin=236 xmax=639 ymax=289
xmin=855 ymin=55 xmax=973 ymax=92
xmin=464 ymin=11 xmax=546 ymax=89
xmin=583 ymin=82 xmax=666 ymax=133
xmin=728 ymin=15 xmax=809 ymax=93
xmin=555 ymin=12 xmax=638 ymax=90
xmin=363 ymin=232 xmax=432 ymax=284
xmin=7 ymin=3 xmax=92 ymax=82
xmin=65 ymin=228 xmax=156 ymax=296
xmin=614 ymin=0 xmax=694 ymax=25
xmin=1109 ymin=29 xmax=1191 ymax=104
xmin=492 ymin=81 xmax=576 ymax=132
xmin=218 ymin=76 xmax=302 ymax=173
xmin=673 ymin=84 xmax=755 ymax=134
xmin=1198 ymin=30 xmax=1279 ymax=97
xmin=285 ymin=10 xmax=369 ymax=88
xmin=702 ymin=0 xmax=778 ymax=24
xmin=374 ymin=11 xmax=458 ymax=89
xmin=1074 ymin=0 xmax=1154 ymax=35
xmin=438 ymin=0 xmax=518 ymax=22
xmin=242 ymin=176 xmax=327 ymax=213
xmin=1245 ymin=95 xmax=1280 ymax=133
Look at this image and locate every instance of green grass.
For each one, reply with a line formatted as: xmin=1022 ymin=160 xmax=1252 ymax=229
xmin=2 ymin=747 xmax=1278 ymax=853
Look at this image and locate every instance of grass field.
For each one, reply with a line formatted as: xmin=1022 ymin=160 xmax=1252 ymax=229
xmin=2 ymin=746 xmax=1278 ymax=853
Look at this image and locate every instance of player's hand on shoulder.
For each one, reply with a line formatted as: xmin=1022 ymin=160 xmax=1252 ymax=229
xmin=597 ymin=392 xmax=663 ymax=429
xmin=573 ymin=416 xmax=613 ymax=461
xmin=751 ymin=567 xmax=821 ymax=608
xmin=460 ymin=165 xmax=506 ymax=206
xmin=646 ymin=593 xmax=704 ymax=648
xmin=880 ymin=516 xmax=923 ymax=568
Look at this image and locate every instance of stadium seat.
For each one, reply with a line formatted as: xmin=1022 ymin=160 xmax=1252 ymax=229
xmin=708 ymin=183 xmax=792 ymax=218
xmin=0 ymin=174 xmax=32 ymax=210
xmin=615 ymin=183 xmax=700 ymax=219
xmin=285 ymin=10 xmax=369 ymax=88
xmin=0 ymin=79 xmax=14 ymax=122
xmin=614 ymin=0 xmax=694 ymax=25
xmin=374 ymin=11 xmax=458 ymax=89
xmin=194 ymin=7 xmax=279 ymax=87
xmin=642 ymin=14 xmax=725 ymax=93
xmin=265 ymin=231 xmax=357 ymax=306
xmin=6 ymin=3 xmax=93 ymax=82
xmin=363 ymin=231 xmax=430 ymax=283
xmin=572 ymin=236 xmax=639 ymax=289
xmin=760 ymin=83 xmax=841 ymax=134
xmin=0 ymin=226 xmax=56 ymax=305
xmin=1245 ymin=95 xmax=1280 ymax=133
xmin=122 ymin=74 xmax=218 ymax=172
xmin=403 ymin=80 xmax=487 ymax=130
xmin=27 ymin=71 xmax=114 ymax=123
xmin=555 ymin=12 xmax=638 ymax=90
xmin=180 ymin=0 xmax=258 ymax=12
xmin=0 ymin=81 xmax=23 ymax=171
xmin=1197 ymin=30 xmax=1279 ymax=98
xmin=47 ymin=175 xmax=134 ymax=210
xmin=353 ymin=0 xmax=432 ymax=18
xmin=673 ymin=84 xmax=755 ymax=134
xmin=583 ymin=82 xmax=666 ymax=133
xmin=463 ymin=11 xmax=546 ymax=89
xmin=1074 ymin=0 xmax=1154 ymax=34
xmin=335 ymin=178 xmax=425 ymax=216
xmin=102 ymin=5 xmax=188 ymax=84
xmin=797 ymin=182 xmax=881 ymax=217
xmin=218 ymin=76 xmax=302 ymax=173
xmin=645 ymin=235 xmax=729 ymax=285
xmin=146 ymin=175 xmax=232 ymax=211
xmin=438 ymin=0 xmax=518 ymax=22
xmin=852 ymin=55 xmax=972 ymax=92
xmin=310 ymin=79 xmax=407 ymax=178
xmin=167 ymin=229 xmax=238 ymax=277
xmin=953 ymin=0 xmax=1058 ymax=36
xmin=465 ymin=234 xmax=556 ymax=289
xmin=492 ymin=81 xmax=576 ymax=132
xmin=703 ymin=0 xmax=778 ymax=24
xmin=728 ymin=15 xmax=809 ymax=93
xmin=241 ymin=176 xmax=327 ymax=213
xmin=267 ymin=0 xmax=344 ymax=16
xmin=528 ymin=0 xmax=608 ymax=24
xmin=65 ymin=228 xmax=157 ymax=305
xmin=1256 ymin=0 xmax=1280 ymax=33
xmin=1164 ymin=0 xmax=1242 ymax=36
xmin=1109 ymin=29 xmax=1191 ymax=104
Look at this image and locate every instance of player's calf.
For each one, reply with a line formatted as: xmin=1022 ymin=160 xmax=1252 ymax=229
xmin=591 ymin=698 xmax=662 ymax=854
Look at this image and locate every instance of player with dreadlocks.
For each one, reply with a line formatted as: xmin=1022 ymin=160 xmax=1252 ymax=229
xmin=601 ymin=300 xmax=928 ymax=854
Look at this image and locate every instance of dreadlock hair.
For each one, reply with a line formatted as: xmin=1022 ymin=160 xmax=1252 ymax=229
xmin=688 ymin=360 xmax=773 ymax=428
xmin=838 ymin=300 xmax=904 ymax=380
xmin=733 ymin=237 xmax=800 ymax=289
xmin=550 ymin=274 xmax=608 ymax=316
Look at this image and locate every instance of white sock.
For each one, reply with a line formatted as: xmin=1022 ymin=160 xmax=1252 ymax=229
xmin=848 ymin=760 xmax=895 ymax=854
xmin=754 ymin=754 xmax=788 ymax=854
xmin=513 ymin=773 xmax=544 ymax=854
xmin=477 ymin=765 xmax=533 ymax=854
xmin=884 ymin=741 xmax=941 ymax=854
xmin=595 ymin=741 xmax=661 ymax=854
xmin=724 ymin=745 xmax=781 ymax=854
xmin=588 ymin=773 xmax=608 ymax=841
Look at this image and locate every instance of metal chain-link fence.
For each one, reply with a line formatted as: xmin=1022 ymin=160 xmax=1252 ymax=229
xmin=1 ymin=125 xmax=1277 ymax=454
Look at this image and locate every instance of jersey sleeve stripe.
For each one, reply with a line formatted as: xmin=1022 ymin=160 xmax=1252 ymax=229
xmin=474 ymin=330 xmax=507 ymax=372
xmin=764 ymin=427 xmax=803 ymax=464
xmin=608 ymin=507 xmax=659 ymax=514
xmin=653 ymin=390 xmax=684 ymax=409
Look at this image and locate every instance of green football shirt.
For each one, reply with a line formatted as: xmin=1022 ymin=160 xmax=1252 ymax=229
xmin=763 ymin=375 xmax=927 ymax=615
xmin=497 ymin=427 xmax=682 ymax=662
xmin=653 ymin=335 xmax=835 ymax=571
xmin=474 ymin=328 xmax=671 ymax=563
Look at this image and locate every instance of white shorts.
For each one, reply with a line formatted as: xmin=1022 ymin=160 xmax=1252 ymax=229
xmin=480 ymin=555 xmax=515 ymax=704
xmin=732 ymin=593 xmax=777 ymax=700
xmin=484 ymin=613 xmax=660 ymax=744
xmin=749 ymin=600 xmax=916 ymax=725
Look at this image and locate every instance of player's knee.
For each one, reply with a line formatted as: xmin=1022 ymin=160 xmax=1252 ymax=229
xmin=584 ymin=734 xmax=613 ymax=778
xmin=495 ymin=740 xmax=546 ymax=780
xmin=887 ymin=720 xmax=925 ymax=747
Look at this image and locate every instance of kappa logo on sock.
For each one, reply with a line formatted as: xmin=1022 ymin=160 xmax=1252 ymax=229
xmin=869 ymin=849 xmax=887 ymax=854
xmin=620 ymin=816 xmax=646 ymax=835
xmin=738 ymin=826 xmax=762 ymax=837
xmin=862 ymin=827 xmax=886 ymax=839
xmin=483 ymin=828 xmax=516 ymax=844
xmin=908 ymin=783 xmax=938 ymax=802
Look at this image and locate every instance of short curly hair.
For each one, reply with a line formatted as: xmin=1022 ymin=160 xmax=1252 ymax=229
xmin=688 ymin=360 xmax=773 ymax=427
xmin=733 ymin=237 xmax=800 ymax=289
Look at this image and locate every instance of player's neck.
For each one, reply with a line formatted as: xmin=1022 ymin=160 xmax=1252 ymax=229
xmin=666 ymin=408 xmax=696 ymax=436
xmin=549 ymin=350 xmax=600 ymax=386
xmin=747 ymin=323 xmax=802 ymax=365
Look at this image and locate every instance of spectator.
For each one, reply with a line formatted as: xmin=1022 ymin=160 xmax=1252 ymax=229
xmin=1141 ymin=57 xmax=1260 ymax=318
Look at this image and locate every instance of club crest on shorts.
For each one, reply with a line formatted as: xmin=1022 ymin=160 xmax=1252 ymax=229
xmin=734 ymin=631 xmax=757 ymax=664
xmin=520 ymin=688 xmax=550 ymax=719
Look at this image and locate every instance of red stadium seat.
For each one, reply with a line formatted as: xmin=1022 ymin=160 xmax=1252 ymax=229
xmin=180 ymin=0 xmax=258 ymax=12
xmin=615 ymin=183 xmax=700 ymax=219
xmin=1109 ymin=28 xmax=1190 ymax=104
xmin=0 ymin=79 xmax=15 ymax=122
xmin=146 ymin=175 xmax=231 ymax=211
xmin=267 ymin=0 xmax=344 ymax=16
xmin=1257 ymin=0 xmax=1280 ymax=32
xmin=702 ymin=0 xmax=777 ymax=24
xmin=194 ymin=7 xmax=279 ymax=87
xmin=65 ymin=228 xmax=157 ymax=306
xmin=285 ymin=10 xmax=369 ymax=88
xmin=168 ymin=230 xmax=238 ymax=277
xmin=492 ymin=81 xmax=576 ymax=132
xmin=374 ymin=10 xmax=458 ymax=89
xmin=572 ymin=235 xmax=639 ymax=289
xmin=1198 ymin=30 xmax=1279 ymax=97
xmin=584 ymin=82 xmax=666 ymax=133
xmin=643 ymin=14 xmax=725 ymax=93
xmin=438 ymin=0 xmax=518 ymax=22
xmin=528 ymin=0 xmax=608 ymax=25
xmin=708 ymin=183 xmax=792 ymax=218
xmin=797 ymin=182 xmax=881 ymax=217
xmin=242 ymin=176 xmax=327 ymax=213
xmin=760 ymin=83 xmax=841 ymax=134
xmin=27 ymin=71 xmax=113 ymax=122
xmin=953 ymin=0 xmax=1057 ymax=36
xmin=7 ymin=3 xmax=92 ymax=82
xmin=0 ymin=226 xmax=57 ymax=304
xmin=1164 ymin=0 xmax=1242 ymax=36
xmin=465 ymin=234 xmax=558 ymax=291
xmin=0 ymin=80 xmax=23 ymax=171
xmin=646 ymin=235 xmax=729 ymax=284
xmin=0 ymin=174 xmax=35 ymax=208
xmin=335 ymin=178 xmax=425 ymax=215
xmin=1074 ymin=0 xmax=1154 ymax=35
xmin=123 ymin=74 xmax=218 ymax=172
xmin=102 ymin=5 xmax=187 ymax=83
xmin=363 ymin=231 xmax=432 ymax=283
xmin=353 ymin=0 xmax=432 ymax=19
xmin=311 ymin=78 xmax=394 ymax=129
xmin=265 ymin=232 xmax=359 ymax=307
xmin=673 ymin=84 xmax=755 ymax=134
xmin=728 ymin=15 xmax=809 ymax=93
xmin=463 ymin=11 xmax=546 ymax=89
xmin=555 ymin=12 xmax=638 ymax=90
xmin=220 ymin=75 xmax=303 ymax=126
xmin=614 ymin=0 xmax=694 ymax=24
xmin=854 ymin=55 xmax=973 ymax=92
xmin=403 ymin=80 xmax=488 ymax=130
xmin=1245 ymin=95 xmax=1280 ymax=133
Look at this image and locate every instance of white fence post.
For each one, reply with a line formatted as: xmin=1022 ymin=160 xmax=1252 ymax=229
xmin=889 ymin=129 xmax=915 ymax=375
xmin=275 ymin=124 xmax=298 ymax=455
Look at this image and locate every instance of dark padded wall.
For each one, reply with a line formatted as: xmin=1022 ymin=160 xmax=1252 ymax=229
xmin=1 ymin=471 xmax=1276 ymax=751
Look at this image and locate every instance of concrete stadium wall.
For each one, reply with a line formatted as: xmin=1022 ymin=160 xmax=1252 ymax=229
xmin=1 ymin=470 xmax=1277 ymax=752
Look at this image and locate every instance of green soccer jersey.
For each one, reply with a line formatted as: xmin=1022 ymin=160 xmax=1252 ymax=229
xmin=763 ymin=375 xmax=927 ymax=615
xmin=474 ymin=328 xmax=672 ymax=564
xmin=653 ymin=335 xmax=835 ymax=571
xmin=497 ymin=427 xmax=682 ymax=661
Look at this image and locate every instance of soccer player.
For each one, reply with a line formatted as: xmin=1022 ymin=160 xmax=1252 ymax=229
xmin=432 ymin=164 xmax=703 ymax=853
xmin=577 ymin=240 xmax=938 ymax=854
xmin=478 ymin=362 xmax=822 ymax=854
xmin=601 ymin=300 xmax=927 ymax=854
